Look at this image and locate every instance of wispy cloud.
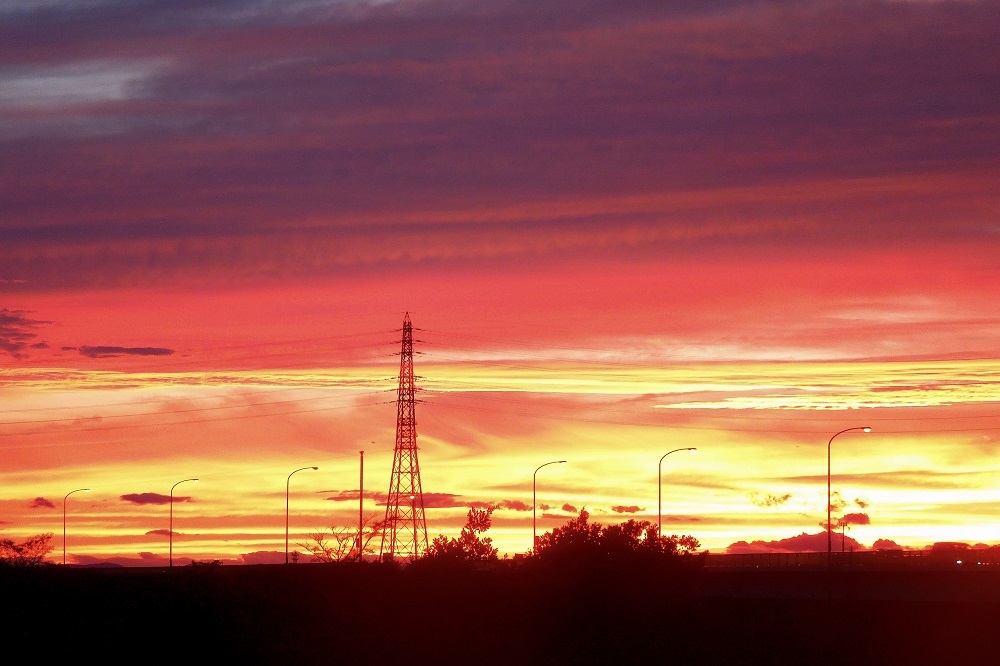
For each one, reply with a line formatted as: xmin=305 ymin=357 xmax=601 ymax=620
xmin=324 ymin=489 xmax=386 ymax=503
xmin=750 ymin=492 xmax=792 ymax=508
xmin=0 ymin=59 xmax=162 ymax=109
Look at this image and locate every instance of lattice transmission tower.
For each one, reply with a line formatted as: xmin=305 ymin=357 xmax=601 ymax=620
xmin=380 ymin=312 xmax=429 ymax=561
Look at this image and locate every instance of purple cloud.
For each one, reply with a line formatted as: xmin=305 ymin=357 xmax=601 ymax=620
xmin=121 ymin=493 xmax=178 ymax=505
xmin=728 ymin=531 xmax=868 ymax=554
xmin=837 ymin=512 xmax=871 ymax=527
xmin=873 ymin=539 xmax=903 ymax=551
xmin=77 ymin=345 xmax=174 ymax=358
xmin=235 ymin=551 xmax=285 ymax=566
xmin=414 ymin=493 xmax=463 ymax=509
xmin=72 ymin=554 xmax=162 ymax=568
xmin=0 ymin=309 xmax=50 ymax=358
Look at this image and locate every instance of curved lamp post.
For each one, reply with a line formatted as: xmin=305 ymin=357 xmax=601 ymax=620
xmin=827 ymin=427 xmax=871 ymax=562
xmin=286 ymin=466 xmax=318 ymax=564
xmin=533 ymin=460 xmax=567 ymax=552
xmin=62 ymin=488 xmax=90 ymax=565
xmin=658 ymin=448 xmax=696 ymax=536
xmin=169 ymin=478 xmax=198 ymax=567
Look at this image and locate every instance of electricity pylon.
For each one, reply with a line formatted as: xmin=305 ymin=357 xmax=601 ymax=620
xmin=379 ymin=312 xmax=428 ymax=561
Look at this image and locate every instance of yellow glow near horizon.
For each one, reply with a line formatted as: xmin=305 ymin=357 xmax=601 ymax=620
xmin=3 ymin=356 xmax=1000 ymax=563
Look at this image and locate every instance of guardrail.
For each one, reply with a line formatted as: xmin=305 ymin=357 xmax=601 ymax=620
xmin=702 ymin=547 xmax=1000 ymax=569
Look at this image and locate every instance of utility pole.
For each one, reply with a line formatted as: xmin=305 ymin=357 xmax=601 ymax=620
xmin=357 ymin=449 xmax=364 ymax=561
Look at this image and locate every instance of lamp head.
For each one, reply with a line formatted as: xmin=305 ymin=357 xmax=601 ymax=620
xmin=862 ymin=427 xmax=872 ymax=433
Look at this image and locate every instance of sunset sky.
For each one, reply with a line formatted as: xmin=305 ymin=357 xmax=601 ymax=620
xmin=2 ymin=0 xmax=999 ymax=566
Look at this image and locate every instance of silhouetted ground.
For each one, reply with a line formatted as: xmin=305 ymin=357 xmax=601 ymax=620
xmin=4 ymin=560 xmax=999 ymax=664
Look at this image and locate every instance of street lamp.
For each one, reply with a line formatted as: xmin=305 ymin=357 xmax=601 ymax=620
xmin=62 ymin=488 xmax=90 ymax=565
xmin=658 ymin=448 xmax=696 ymax=536
xmin=286 ymin=466 xmax=318 ymax=564
xmin=827 ymin=427 xmax=871 ymax=562
xmin=533 ymin=460 xmax=567 ymax=552
xmin=169 ymin=478 xmax=198 ymax=567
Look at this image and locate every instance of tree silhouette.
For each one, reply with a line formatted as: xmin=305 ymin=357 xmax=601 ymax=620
xmin=302 ymin=514 xmax=385 ymax=562
xmin=0 ymin=533 xmax=53 ymax=566
xmin=425 ymin=506 xmax=499 ymax=563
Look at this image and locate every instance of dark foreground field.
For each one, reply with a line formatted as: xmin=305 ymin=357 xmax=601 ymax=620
xmin=4 ymin=561 xmax=999 ymax=664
